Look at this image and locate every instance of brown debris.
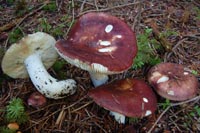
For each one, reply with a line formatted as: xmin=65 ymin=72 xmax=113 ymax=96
xmin=149 ymin=20 xmax=172 ymax=52
xmin=181 ymin=10 xmax=190 ymax=24
xmin=0 ymin=2 xmax=49 ymax=33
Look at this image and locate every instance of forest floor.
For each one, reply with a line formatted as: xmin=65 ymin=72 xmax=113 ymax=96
xmin=0 ymin=0 xmax=200 ymax=133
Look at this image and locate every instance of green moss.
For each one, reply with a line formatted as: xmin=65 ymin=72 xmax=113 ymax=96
xmin=5 ymin=98 xmax=28 ymax=124
xmin=43 ymin=2 xmax=57 ymax=12
xmin=132 ymin=28 xmax=162 ymax=69
xmin=8 ymin=28 xmax=23 ymax=44
xmin=0 ymin=126 xmax=16 ymax=133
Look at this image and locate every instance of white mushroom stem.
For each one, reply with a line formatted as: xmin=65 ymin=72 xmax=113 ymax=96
xmin=89 ymin=72 xmax=109 ymax=87
xmin=109 ymin=111 xmax=126 ymax=124
xmin=89 ymin=72 xmax=126 ymax=124
xmin=24 ymin=53 xmax=76 ymax=99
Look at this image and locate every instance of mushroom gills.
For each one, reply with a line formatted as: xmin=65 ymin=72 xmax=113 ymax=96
xmin=25 ymin=53 xmax=77 ymax=99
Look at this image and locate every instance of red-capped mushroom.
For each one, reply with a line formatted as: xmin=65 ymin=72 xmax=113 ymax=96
xmin=55 ymin=12 xmax=137 ymax=87
xmin=27 ymin=92 xmax=47 ymax=108
xmin=88 ymin=78 xmax=157 ymax=123
xmin=148 ymin=62 xmax=198 ymax=101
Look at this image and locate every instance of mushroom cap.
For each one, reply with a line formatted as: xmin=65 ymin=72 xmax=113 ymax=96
xmin=88 ymin=78 xmax=157 ymax=118
xmin=27 ymin=92 xmax=47 ymax=108
xmin=55 ymin=12 xmax=137 ymax=74
xmin=147 ymin=62 xmax=198 ymax=101
xmin=1 ymin=32 xmax=58 ymax=78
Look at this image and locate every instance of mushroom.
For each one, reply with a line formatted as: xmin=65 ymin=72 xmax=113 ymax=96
xmin=7 ymin=122 xmax=20 ymax=131
xmin=1 ymin=32 xmax=76 ymax=99
xmin=147 ymin=62 xmax=198 ymax=101
xmin=55 ymin=12 xmax=137 ymax=87
xmin=88 ymin=78 xmax=157 ymax=124
xmin=27 ymin=92 xmax=47 ymax=108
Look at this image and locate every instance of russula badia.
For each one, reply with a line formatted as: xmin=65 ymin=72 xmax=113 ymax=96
xmin=88 ymin=78 xmax=157 ymax=124
xmin=55 ymin=12 xmax=137 ymax=87
xmin=148 ymin=62 xmax=198 ymax=101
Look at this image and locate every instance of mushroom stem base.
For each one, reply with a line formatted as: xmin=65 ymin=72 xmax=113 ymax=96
xmin=89 ymin=72 xmax=109 ymax=87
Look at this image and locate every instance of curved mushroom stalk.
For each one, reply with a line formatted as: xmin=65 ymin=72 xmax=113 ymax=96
xmin=25 ymin=53 xmax=77 ymax=99
xmin=89 ymin=72 xmax=109 ymax=87
xmin=110 ymin=111 xmax=126 ymax=124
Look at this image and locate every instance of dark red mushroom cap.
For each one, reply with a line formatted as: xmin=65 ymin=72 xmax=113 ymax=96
xmin=148 ymin=62 xmax=198 ymax=101
xmin=27 ymin=92 xmax=47 ymax=108
xmin=55 ymin=12 xmax=137 ymax=74
xmin=88 ymin=78 xmax=157 ymax=118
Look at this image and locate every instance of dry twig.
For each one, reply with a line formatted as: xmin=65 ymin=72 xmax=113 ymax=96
xmin=147 ymin=95 xmax=200 ymax=133
xmin=149 ymin=20 xmax=172 ymax=52
xmin=0 ymin=2 xmax=49 ymax=33
xmin=78 ymin=1 xmax=144 ymax=16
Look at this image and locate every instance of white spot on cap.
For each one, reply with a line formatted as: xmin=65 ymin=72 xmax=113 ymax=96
xmin=143 ymin=97 xmax=148 ymax=103
xmin=98 ymin=46 xmax=117 ymax=53
xmin=157 ymin=76 xmax=169 ymax=84
xmin=167 ymin=90 xmax=174 ymax=95
xmin=184 ymin=72 xmax=189 ymax=75
xmin=111 ymin=35 xmax=122 ymax=42
xmin=105 ymin=25 xmax=113 ymax=33
xmin=99 ymin=40 xmax=111 ymax=46
xmin=145 ymin=110 xmax=152 ymax=116
xmin=168 ymin=71 xmax=172 ymax=74
xmin=153 ymin=72 xmax=162 ymax=76
xmin=151 ymin=71 xmax=162 ymax=79
xmin=116 ymin=35 xmax=122 ymax=38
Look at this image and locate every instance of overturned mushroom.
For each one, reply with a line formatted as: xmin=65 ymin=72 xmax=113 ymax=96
xmin=148 ymin=62 xmax=198 ymax=101
xmin=55 ymin=12 xmax=137 ymax=87
xmin=1 ymin=32 xmax=76 ymax=99
xmin=88 ymin=78 xmax=157 ymax=124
